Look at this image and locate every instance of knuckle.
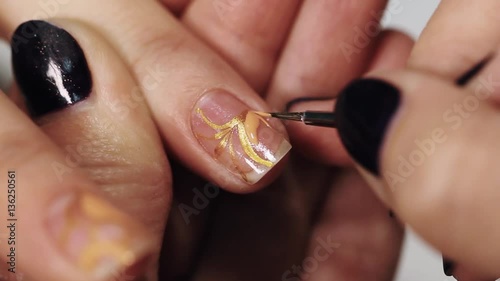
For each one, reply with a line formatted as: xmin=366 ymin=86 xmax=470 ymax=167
xmin=130 ymin=30 xmax=192 ymax=74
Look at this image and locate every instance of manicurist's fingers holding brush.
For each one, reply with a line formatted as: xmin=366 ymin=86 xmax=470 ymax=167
xmin=283 ymin=0 xmax=500 ymax=280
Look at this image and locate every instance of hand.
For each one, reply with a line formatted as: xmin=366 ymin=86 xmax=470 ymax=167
xmin=0 ymin=1 xmax=291 ymax=280
xmin=293 ymin=0 xmax=500 ymax=280
xmin=161 ymin=1 xmax=415 ymax=281
xmin=0 ymin=1 xmax=413 ymax=281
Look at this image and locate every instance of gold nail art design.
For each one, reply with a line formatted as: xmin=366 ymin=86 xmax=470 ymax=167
xmin=51 ymin=193 xmax=151 ymax=280
xmin=196 ymin=108 xmax=290 ymax=183
xmin=198 ymin=109 xmax=273 ymax=166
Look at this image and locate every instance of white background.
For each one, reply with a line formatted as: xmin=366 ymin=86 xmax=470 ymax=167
xmin=0 ymin=1 xmax=457 ymax=280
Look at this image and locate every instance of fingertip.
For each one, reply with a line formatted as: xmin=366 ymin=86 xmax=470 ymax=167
xmin=280 ymin=29 xmax=415 ymax=168
xmin=369 ymin=29 xmax=415 ymax=71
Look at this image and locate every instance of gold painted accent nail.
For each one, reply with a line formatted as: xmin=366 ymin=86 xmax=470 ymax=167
xmin=47 ymin=192 xmax=153 ymax=280
xmin=192 ymin=90 xmax=291 ymax=184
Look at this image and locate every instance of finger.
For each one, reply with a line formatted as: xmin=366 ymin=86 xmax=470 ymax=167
xmin=287 ymin=30 xmax=413 ymax=166
xmin=182 ymin=0 xmax=302 ymax=91
xmin=408 ymin=0 xmax=500 ymax=80
xmin=332 ymin=70 xmax=500 ymax=276
xmin=0 ymin=90 xmax=154 ymax=281
xmin=10 ymin=19 xmax=171 ymax=256
xmin=266 ymin=0 xmax=388 ymax=110
xmin=366 ymin=30 xmax=414 ymax=72
xmin=1 ymin=0 xmax=292 ymax=192
xmin=298 ymin=169 xmax=403 ymax=281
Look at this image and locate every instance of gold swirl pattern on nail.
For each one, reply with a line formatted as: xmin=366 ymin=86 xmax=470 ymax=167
xmin=196 ymin=109 xmax=290 ymax=183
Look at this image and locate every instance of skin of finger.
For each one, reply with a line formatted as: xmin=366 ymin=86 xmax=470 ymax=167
xmin=266 ymin=0 xmax=388 ymax=110
xmin=453 ymin=265 xmax=497 ymax=281
xmin=182 ymin=0 xmax=302 ymax=92
xmin=434 ymin=264 xmax=499 ymax=281
xmin=160 ymin=0 xmax=192 ymax=15
xmin=187 ymin=155 xmax=335 ymax=281
xmin=408 ymin=0 xmax=500 ymax=80
xmin=0 ymin=0 xmax=290 ymax=192
xmin=33 ymin=19 xmax=172 ymax=244
xmin=359 ymin=70 xmax=500 ymax=276
xmin=302 ymin=169 xmax=403 ymax=281
xmin=7 ymin=84 xmax=28 ymax=114
xmin=287 ymin=30 xmax=414 ymax=166
xmin=455 ymin=54 xmax=500 ymax=281
xmin=0 ymin=91 xmax=112 ymax=281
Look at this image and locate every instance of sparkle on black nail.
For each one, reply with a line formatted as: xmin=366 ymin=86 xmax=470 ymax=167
xmin=11 ymin=20 xmax=92 ymax=116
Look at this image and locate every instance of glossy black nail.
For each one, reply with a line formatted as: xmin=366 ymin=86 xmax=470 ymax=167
xmin=11 ymin=20 xmax=92 ymax=116
xmin=443 ymin=257 xmax=455 ymax=276
xmin=335 ymin=79 xmax=400 ymax=175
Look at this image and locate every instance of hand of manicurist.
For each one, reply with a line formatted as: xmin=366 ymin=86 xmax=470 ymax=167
xmin=0 ymin=0 xmax=495 ymax=281
xmin=286 ymin=0 xmax=500 ymax=280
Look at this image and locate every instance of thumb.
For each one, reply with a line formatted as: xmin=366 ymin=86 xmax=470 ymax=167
xmin=334 ymin=70 xmax=500 ymax=276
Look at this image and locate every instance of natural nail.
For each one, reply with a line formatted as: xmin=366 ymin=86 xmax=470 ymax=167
xmin=192 ymin=90 xmax=291 ymax=184
xmin=11 ymin=20 xmax=92 ymax=116
xmin=335 ymin=78 xmax=401 ymax=175
xmin=47 ymin=192 xmax=153 ymax=281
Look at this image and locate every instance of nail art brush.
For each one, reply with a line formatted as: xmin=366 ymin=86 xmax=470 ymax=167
xmin=264 ymin=111 xmax=337 ymax=128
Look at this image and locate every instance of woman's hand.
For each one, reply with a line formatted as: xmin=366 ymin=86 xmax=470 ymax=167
xmin=0 ymin=1 xmax=295 ymax=280
xmin=0 ymin=0 xmax=414 ymax=281
xmin=289 ymin=0 xmax=500 ymax=279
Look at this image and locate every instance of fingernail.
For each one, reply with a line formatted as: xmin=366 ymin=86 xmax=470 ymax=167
xmin=47 ymin=192 xmax=153 ymax=281
xmin=443 ymin=257 xmax=455 ymax=276
xmin=192 ymin=90 xmax=291 ymax=184
xmin=11 ymin=20 xmax=92 ymax=116
xmin=335 ymin=78 xmax=400 ymax=175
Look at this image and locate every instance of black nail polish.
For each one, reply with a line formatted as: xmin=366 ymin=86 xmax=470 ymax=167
xmin=443 ymin=257 xmax=455 ymax=276
xmin=335 ymin=79 xmax=400 ymax=175
xmin=11 ymin=20 xmax=92 ymax=116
